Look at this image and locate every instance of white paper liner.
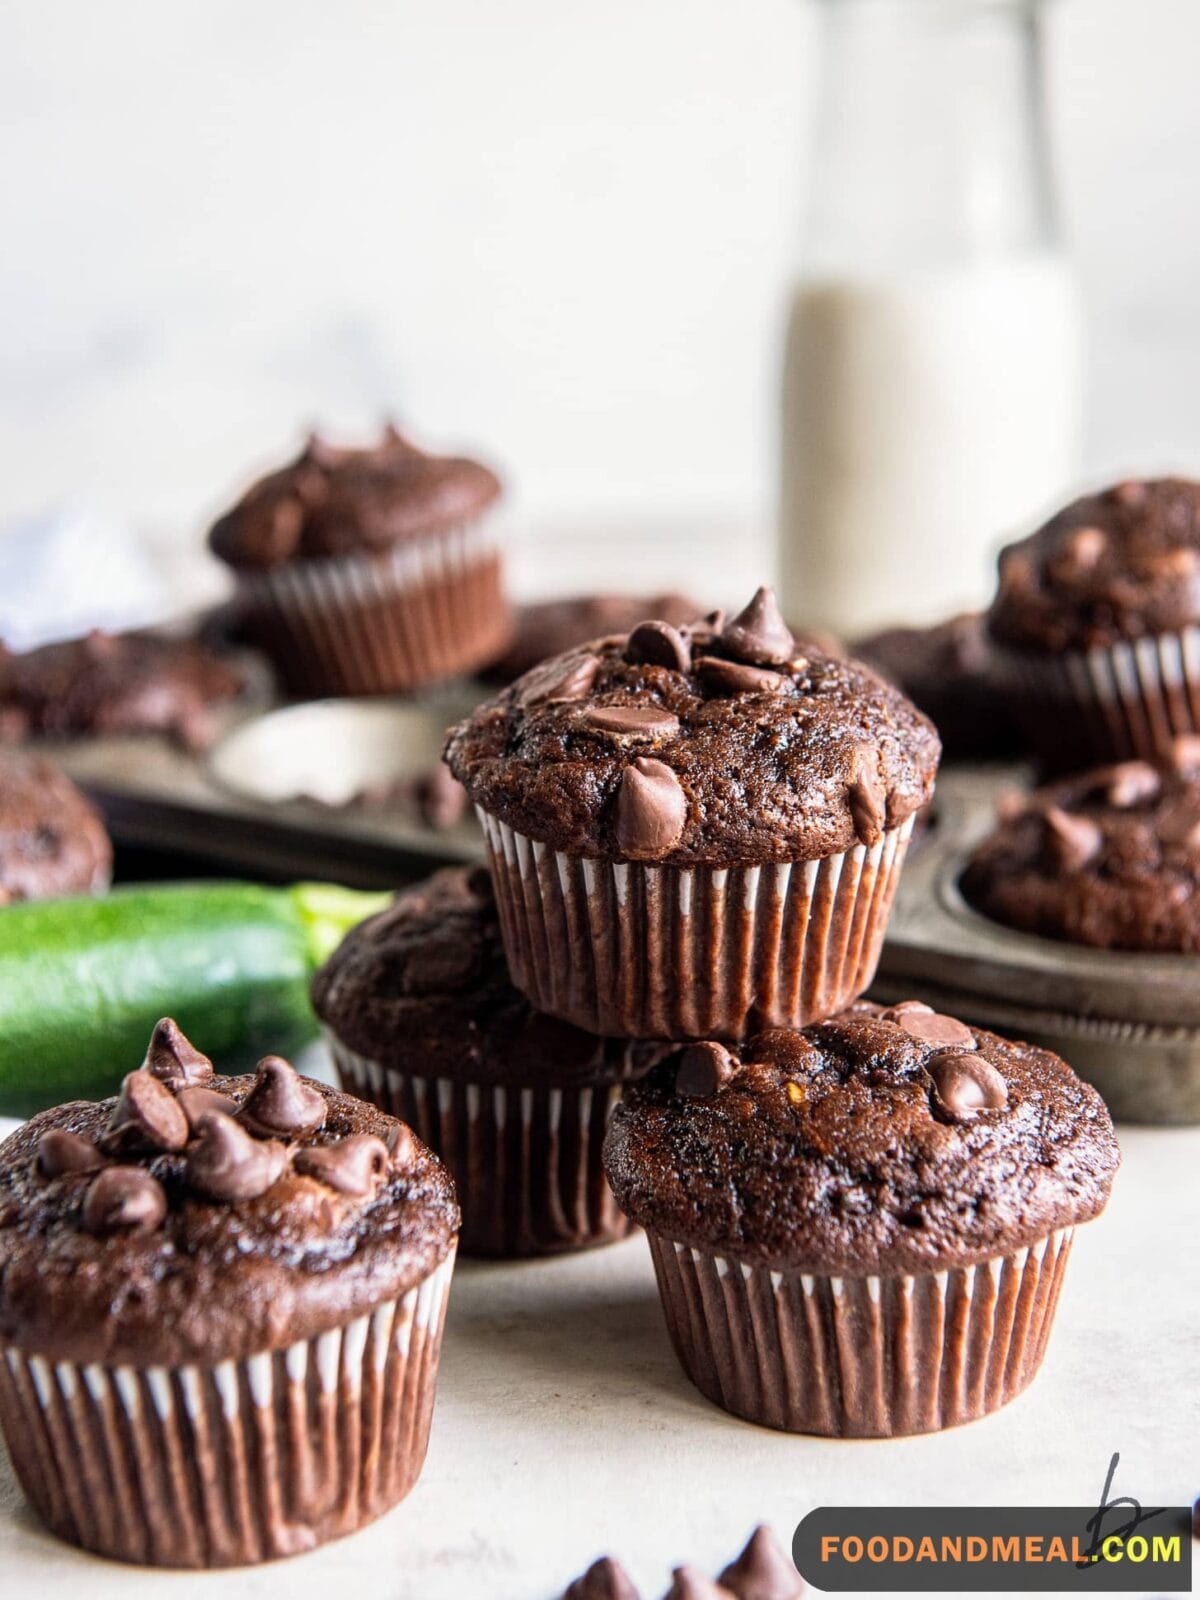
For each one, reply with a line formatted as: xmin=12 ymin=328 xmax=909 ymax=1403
xmin=646 ymin=1230 xmax=1074 ymax=1437
xmin=0 ymin=1250 xmax=455 ymax=1567
xmin=478 ymin=811 xmax=916 ymax=1039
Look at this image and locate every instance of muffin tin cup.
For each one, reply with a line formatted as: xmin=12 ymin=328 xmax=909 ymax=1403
xmin=645 ymin=1230 xmax=1075 ymax=1438
xmin=329 ymin=1036 xmax=638 ymax=1258
xmin=0 ymin=1250 xmax=455 ymax=1568
xmin=235 ymin=521 xmax=511 ymax=698
xmin=997 ymin=625 xmax=1200 ymax=765
xmin=476 ymin=810 xmax=916 ymax=1041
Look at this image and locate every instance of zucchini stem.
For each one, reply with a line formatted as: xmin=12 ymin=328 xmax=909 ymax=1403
xmin=289 ymin=883 xmax=392 ymax=970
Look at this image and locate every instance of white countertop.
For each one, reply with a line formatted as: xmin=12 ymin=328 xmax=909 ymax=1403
xmin=0 ymin=1097 xmax=1195 ymax=1600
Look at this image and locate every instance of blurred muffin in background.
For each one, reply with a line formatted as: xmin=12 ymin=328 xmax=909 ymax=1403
xmin=0 ymin=754 xmax=111 ymax=903
xmin=209 ymin=425 xmax=511 ymax=698
xmin=0 ymin=630 xmax=245 ymax=751
xmin=483 ymin=591 xmax=702 ymax=684
xmin=854 ymin=613 xmax=1021 ymax=762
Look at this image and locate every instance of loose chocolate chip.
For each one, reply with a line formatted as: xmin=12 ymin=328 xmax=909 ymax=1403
xmin=694 ymin=656 xmax=787 ymax=697
xmin=186 ymin=1114 xmax=288 ymax=1203
xmin=847 ymin=766 xmax=886 ymax=846
xmin=897 ymin=1011 xmax=977 ymax=1049
xmin=238 ymin=1056 xmax=327 ymax=1138
xmin=1100 ymin=760 xmax=1160 ymax=807
xmin=665 ymin=1568 xmax=734 ymax=1600
xmin=521 ymin=654 xmax=600 ymax=708
xmin=36 ymin=1129 xmax=105 ymax=1179
xmin=625 ymin=620 xmax=691 ymax=673
xmin=101 ymin=1069 xmax=190 ymax=1155
xmin=562 ymin=1556 xmax=642 ymax=1600
xmin=718 ymin=1524 xmax=805 ymax=1599
xmin=176 ymin=1085 xmax=238 ymax=1133
xmin=417 ymin=764 xmax=468 ymax=830
xmin=676 ymin=1041 xmax=737 ymax=1098
xmin=719 ymin=586 xmax=795 ymax=667
xmin=1041 ymin=806 xmax=1103 ymax=874
xmin=81 ymin=1166 xmax=167 ymax=1235
xmin=141 ymin=1017 xmax=214 ymax=1091
xmin=293 ymin=1135 xmax=391 ymax=1199
xmin=615 ymin=757 xmax=688 ymax=859
xmin=927 ymin=1050 xmax=1008 ymax=1122
xmin=1170 ymin=732 xmax=1200 ymax=773
xmin=584 ymin=705 xmax=681 ymax=740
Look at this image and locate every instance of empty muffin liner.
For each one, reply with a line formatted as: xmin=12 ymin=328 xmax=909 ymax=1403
xmin=998 ymin=626 xmax=1200 ymax=766
xmin=645 ymin=1229 xmax=1074 ymax=1438
xmin=329 ymin=1037 xmax=639 ymax=1257
xmin=477 ymin=811 xmax=916 ymax=1041
xmin=0 ymin=1249 xmax=455 ymax=1568
xmin=235 ymin=522 xmax=511 ymax=697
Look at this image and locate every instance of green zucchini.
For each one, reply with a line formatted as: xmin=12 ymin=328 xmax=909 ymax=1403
xmin=0 ymin=882 xmax=390 ymax=1115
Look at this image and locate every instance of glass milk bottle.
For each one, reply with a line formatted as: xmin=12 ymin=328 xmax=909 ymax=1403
xmin=779 ymin=0 xmax=1082 ymax=637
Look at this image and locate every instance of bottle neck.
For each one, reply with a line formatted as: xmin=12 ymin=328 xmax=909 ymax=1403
xmin=804 ymin=0 xmax=1061 ymax=271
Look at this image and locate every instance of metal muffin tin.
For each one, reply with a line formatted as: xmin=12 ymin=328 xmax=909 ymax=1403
xmin=875 ymin=765 xmax=1200 ymax=1124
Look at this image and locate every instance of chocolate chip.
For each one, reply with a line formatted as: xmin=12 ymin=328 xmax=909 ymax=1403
xmin=584 ymin=705 xmax=680 ymax=740
xmin=141 ymin=1017 xmax=214 ymax=1091
xmin=562 ymin=1556 xmax=642 ymax=1600
xmin=101 ymin=1069 xmax=190 ymax=1155
xmin=1041 ymin=806 xmax=1103 ymax=873
xmin=897 ymin=1011 xmax=977 ymax=1049
xmin=36 ymin=1129 xmax=105 ymax=1179
xmin=1170 ymin=732 xmax=1200 ymax=773
xmin=176 ymin=1085 xmax=238 ymax=1133
xmin=615 ymin=757 xmax=688 ymax=859
xmin=676 ymin=1041 xmax=737 ymax=1098
xmin=81 ymin=1167 xmax=167 ymax=1235
xmin=665 ymin=1568 xmax=734 ymax=1600
xmin=995 ymin=788 xmax=1031 ymax=823
xmin=186 ymin=1114 xmax=288 ymax=1202
xmin=927 ymin=1050 xmax=1008 ymax=1122
xmin=1112 ymin=479 xmax=1147 ymax=508
xmin=417 ymin=764 xmax=468 ymax=830
xmin=293 ymin=1135 xmax=391 ymax=1199
xmin=1100 ymin=760 xmax=1161 ymax=807
xmin=1055 ymin=525 xmax=1106 ymax=576
xmin=848 ymin=766 xmax=886 ymax=846
xmin=720 ymin=587 xmax=795 ymax=667
xmin=881 ymin=1000 xmax=934 ymax=1021
xmin=718 ymin=1524 xmax=805 ymax=1599
xmin=238 ymin=1056 xmax=327 ymax=1138
xmin=521 ymin=654 xmax=600 ymax=708
xmin=694 ymin=656 xmax=787 ymax=697
xmin=625 ymin=620 xmax=691 ymax=673
xmin=384 ymin=1121 xmax=419 ymax=1170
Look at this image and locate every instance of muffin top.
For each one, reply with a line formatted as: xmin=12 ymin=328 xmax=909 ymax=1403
xmin=603 ymin=1002 xmax=1119 ymax=1275
xmin=313 ymin=866 xmax=662 ymax=1086
xmin=961 ymin=740 xmax=1200 ymax=951
xmin=854 ymin=613 xmax=1021 ymax=761
xmin=484 ymin=591 xmax=703 ymax=684
xmin=445 ymin=588 xmax=940 ymax=867
xmin=0 ymin=1022 xmax=459 ymax=1364
xmin=0 ymin=629 xmax=245 ymax=750
xmin=209 ymin=426 xmax=502 ymax=570
xmin=0 ymin=754 xmax=111 ymax=903
xmin=988 ymin=477 xmax=1200 ymax=652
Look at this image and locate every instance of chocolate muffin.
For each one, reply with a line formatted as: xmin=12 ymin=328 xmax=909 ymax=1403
xmin=0 ymin=753 xmax=111 ymax=902
xmin=484 ymin=591 xmax=703 ymax=684
xmin=446 ymin=587 xmax=940 ymax=1040
xmin=604 ymin=1003 xmax=1118 ymax=1436
xmin=0 ymin=629 xmax=245 ymax=750
xmin=854 ymin=613 xmax=1020 ymax=761
xmin=987 ymin=477 xmax=1200 ymax=765
xmin=961 ymin=740 xmax=1200 ymax=951
xmin=0 ymin=1022 xmax=459 ymax=1566
xmin=313 ymin=866 xmax=663 ymax=1257
xmin=209 ymin=425 xmax=511 ymax=697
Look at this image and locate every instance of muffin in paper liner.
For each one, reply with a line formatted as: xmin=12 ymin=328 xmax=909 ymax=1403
xmin=478 ymin=809 xmax=916 ymax=1041
xmin=235 ymin=522 xmax=511 ymax=698
xmin=645 ymin=1231 xmax=1072 ymax=1438
xmin=0 ymin=1250 xmax=454 ymax=1567
xmin=330 ymin=1037 xmax=638 ymax=1257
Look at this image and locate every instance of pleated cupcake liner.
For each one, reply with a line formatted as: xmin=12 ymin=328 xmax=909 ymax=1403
xmin=329 ymin=1036 xmax=639 ymax=1258
xmin=235 ymin=520 xmax=511 ymax=697
xmin=997 ymin=625 xmax=1200 ymax=766
xmin=0 ymin=1249 xmax=455 ymax=1568
xmin=477 ymin=810 xmax=916 ymax=1041
xmin=646 ymin=1228 xmax=1075 ymax=1438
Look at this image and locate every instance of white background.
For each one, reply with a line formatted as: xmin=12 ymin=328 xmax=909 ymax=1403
xmin=2 ymin=0 xmax=1200 ymax=604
